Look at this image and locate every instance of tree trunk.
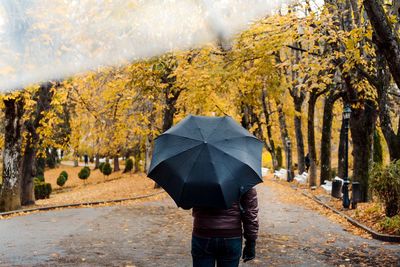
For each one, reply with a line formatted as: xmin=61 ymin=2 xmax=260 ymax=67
xmin=20 ymin=82 xmax=53 ymax=205
xmin=320 ymin=92 xmax=341 ymax=185
xmin=350 ymin=101 xmax=378 ymax=202
xmin=21 ymin=138 xmax=36 ymax=205
xmin=0 ymin=97 xmax=24 ymax=212
xmin=145 ymin=135 xmax=153 ymax=174
xmin=113 ymin=156 xmax=120 ymax=172
xmin=162 ymin=87 xmax=181 ymax=133
xmin=294 ymin=97 xmax=306 ymax=174
xmin=276 ymin=101 xmax=290 ymax=159
xmin=261 ymin=89 xmax=278 ymax=170
xmin=364 ymin=0 xmax=400 ymax=90
xmin=95 ymin=154 xmax=100 ymax=169
xmin=376 ymin=48 xmax=400 ymax=161
xmin=307 ymin=92 xmax=318 ymax=187
xmin=276 ymin=100 xmax=293 ymax=180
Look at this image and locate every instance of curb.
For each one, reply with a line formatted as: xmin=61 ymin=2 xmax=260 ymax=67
xmin=301 ymin=191 xmax=400 ymax=243
xmin=0 ymin=190 xmax=166 ymax=218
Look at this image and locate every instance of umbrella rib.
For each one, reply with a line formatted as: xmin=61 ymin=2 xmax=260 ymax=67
xmin=192 ymin=120 xmax=205 ymax=140
xmin=208 ymin=144 xmax=261 ymax=176
xmin=163 ymin=132 xmax=203 ymax=142
xmin=177 ymin=144 xmax=206 ymax=206
xmin=149 ymin=143 xmax=204 ymax=175
xmin=203 ymin=117 xmax=225 ymax=140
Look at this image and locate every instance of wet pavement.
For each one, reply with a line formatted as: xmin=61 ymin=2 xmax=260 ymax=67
xmin=0 ymin=183 xmax=399 ymax=266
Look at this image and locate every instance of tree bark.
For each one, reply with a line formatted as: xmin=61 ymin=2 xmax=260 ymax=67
xmin=320 ymin=92 xmax=341 ymax=185
xmin=113 ymin=156 xmax=120 ymax=172
xmin=364 ymin=0 xmax=400 ymax=90
xmin=375 ymin=47 xmax=400 ymax=161
xmin=162 ymin=85 xmax=181 ymax=133
xmin=0 ymin=97 xmax=24 ymax=212
xmin=21 ymin=82 xmax=53 ymax=205
xmin=349 ymin=100 xmax=378 ymax=203
xmin=95 ymin=154 xmax=100 ymax=169
xmin=276 ymin=100 xmax=293 ymax=179
xmin=307 ymin=92 xmax=318 ymax=186
xmin=20 ymin=138 xmax=36 ymax=205
xmin=261 ymin=89 xmax=278 ymax=170
xmin=293 ymin=95 xmax=306 ymax=174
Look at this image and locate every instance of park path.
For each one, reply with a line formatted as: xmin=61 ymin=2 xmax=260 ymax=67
xmin=0 ymin=182 xmax=399 ymax=267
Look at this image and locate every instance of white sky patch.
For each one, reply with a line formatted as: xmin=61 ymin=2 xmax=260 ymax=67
xmin=0 ymin=0 xmax=292 ymax=92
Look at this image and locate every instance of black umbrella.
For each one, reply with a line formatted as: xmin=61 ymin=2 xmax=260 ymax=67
xmin=148 ymin=115 xmax=263 ymax=209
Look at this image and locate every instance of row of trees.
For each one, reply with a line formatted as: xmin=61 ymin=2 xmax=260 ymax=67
xmin=0 ymin=0 xmax=399 ymax=211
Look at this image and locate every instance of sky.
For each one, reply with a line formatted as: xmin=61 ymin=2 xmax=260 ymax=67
xmin=0 ymin=0 xmax=322 ymax=92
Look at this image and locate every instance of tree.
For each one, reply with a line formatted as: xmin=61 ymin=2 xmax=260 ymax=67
xmin=364 ymin=0 xmax=400 ymax=90
xmin=0 ymin=94 xmax=24 ymax=211
xmin=20 ymin=82 xmax=54 ymax=205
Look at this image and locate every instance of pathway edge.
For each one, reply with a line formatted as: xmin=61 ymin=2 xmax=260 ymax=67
xmin=300 ymin=190 xmax=400 ymax=243
xmin=0 ymin=190 xmax=166 ymax=218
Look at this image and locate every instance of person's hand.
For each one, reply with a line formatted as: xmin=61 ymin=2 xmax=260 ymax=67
xmin=242 ymin=239 xmax=256 ymax=262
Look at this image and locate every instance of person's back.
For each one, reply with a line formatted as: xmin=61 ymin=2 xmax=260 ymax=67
xmin=191 ymin=188 xmax=259 ymax=267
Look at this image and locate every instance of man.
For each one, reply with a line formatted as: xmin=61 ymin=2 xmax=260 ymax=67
xmin=191 ymin=187 xmax=259 ymax=267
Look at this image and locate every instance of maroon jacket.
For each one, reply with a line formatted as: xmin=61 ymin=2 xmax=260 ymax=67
xmin=192 ymin=188 xmax=259 ymax=240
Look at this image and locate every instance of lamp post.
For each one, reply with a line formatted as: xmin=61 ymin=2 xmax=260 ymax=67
xmin=342 ymin=105 xmax=352 ymax=209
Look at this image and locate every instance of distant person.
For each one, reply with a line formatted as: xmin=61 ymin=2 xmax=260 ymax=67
xmin=305 ymin=153 xmax=310 ymax=172
xmin=84 ymin=154 xmax=89 ymax=166
xmin=191 ymin=188 xmax=259 ymax=267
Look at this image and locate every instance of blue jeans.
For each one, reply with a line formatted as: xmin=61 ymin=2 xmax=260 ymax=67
xmin=191 ymin=235 xmax=242 ymax=267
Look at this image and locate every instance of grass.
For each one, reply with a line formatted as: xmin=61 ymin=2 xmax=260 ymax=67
xmin=28 ymin=163 xmax=159 ymax=208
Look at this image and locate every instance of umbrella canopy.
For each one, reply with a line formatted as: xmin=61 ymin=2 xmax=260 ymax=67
xmin=148 ymin=115 xmax=263 ymax=209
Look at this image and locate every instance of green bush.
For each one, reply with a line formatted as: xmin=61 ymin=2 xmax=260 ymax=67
xmin=373 ymin=130 xmax=383 ymax=165
xmin=57 ymin=175 xmax=67 ymax=187
xmin=36 ymin=174 xmax=45 ymax=182
xmin=98 ymin=162 xmax=105 ymax=173
xmin=379 ymin=215 xmax=400 ymax=235
xmin=34 ymin=182 xmax=52 ymax=200
xmin=123 ymin=158 xmax=134 ymax=173
xmin=102 ymin=162 xmax=112 ymax=176
xmin=370 ymin=161 xmax=400 ymax=217
xmin=78 ymin=167 xmax=91 ymax=180
xmin=60 ymin=171 xmax=68 ymax=180
xmin=276 ymin=146 xmax=283 ymax=169
xmin=33 ymin=178 xmax=41 ymax=185
xmin=46 ymin=155 xmax=57 ymax=169
xmin=83 ymin=166 xmax=91 ymax=176
xmin=36 ymin=157 xmax=45 ymax=176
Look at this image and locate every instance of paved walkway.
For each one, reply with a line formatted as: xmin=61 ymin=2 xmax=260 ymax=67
xmin=0 ymin=183 xmax=399 ymax=266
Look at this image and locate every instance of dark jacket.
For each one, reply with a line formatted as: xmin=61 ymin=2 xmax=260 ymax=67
xmin=192 ymin=188 xmax=259 ymax=240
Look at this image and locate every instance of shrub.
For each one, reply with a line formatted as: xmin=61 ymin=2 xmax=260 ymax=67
xmin=36 ymin=174 xmax=45 ymax=182
xmin=379 ymin=215 xmax=400 ymax=235
xmin=102 ymin=162 xmax=112 ymax=176
xmin=124 ymin=158 xmax=134 ymax=173
xmin=370 ymin=161 xmax=400 ymax=217
xmin=34 ymin=182 xmax=52 ymax=199
xmin=83 ymin=166 xmax=91 ymax=176
xmin=98 ymin=162 xmax=105 ymax=173
xmin=78 ymin=167 xmax=91 ymax=180
xmin=60 ymin=171 xmax=68 ymax=180
xmin=36 ymin=157 xmax=45 ymax=175
xmin=46 ymin=155 xmax=57 ymax=169
xmin=33 ymin=178 xmax=41 ymax=185
xmin=45 ymin=183 xmax=52 ymax=198
xmin=276 ymin=146 xmax=283 ymax=169
xmin=373 ymin=130 xmax=383 ymax=165
xmin=57 ymin=175 xmax=67 ymax=187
